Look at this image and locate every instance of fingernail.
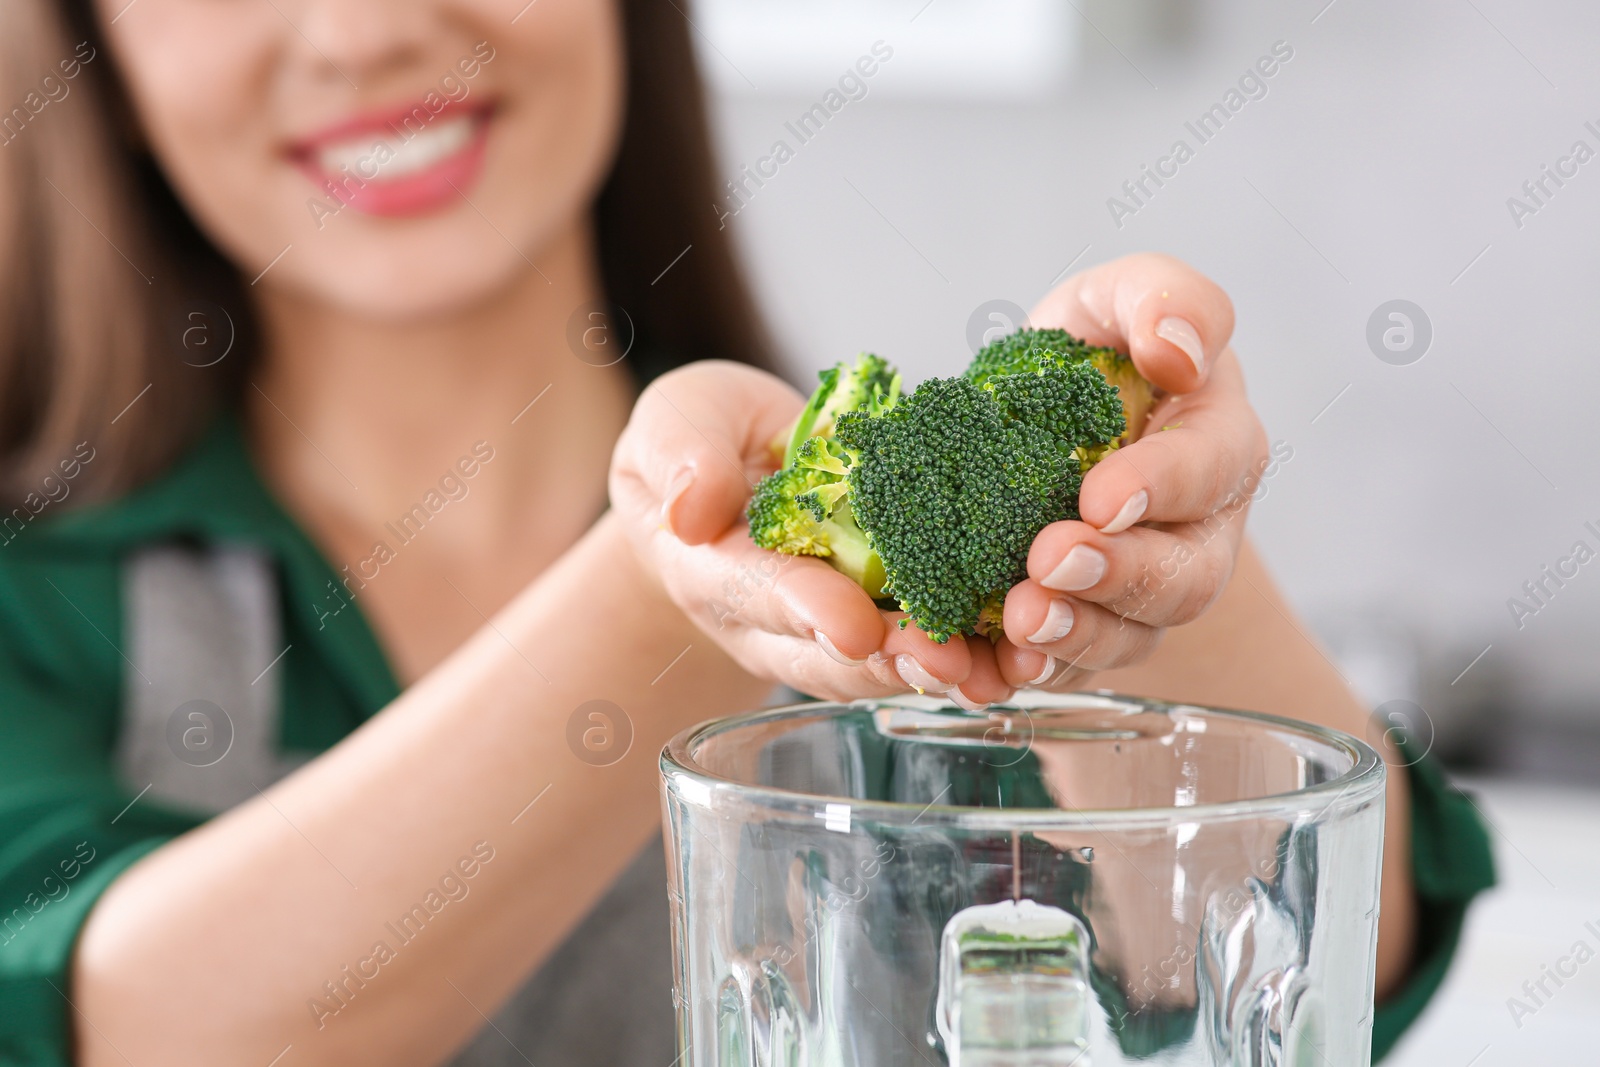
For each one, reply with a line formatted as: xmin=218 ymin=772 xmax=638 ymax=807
xmin=816 ymin=631 xmax=867 ymax=666
xmin=1156 ymin=316 xmax=1205 ymax=376
xmin=894 ymin=654 xmax=946 ymax=696
xmin=949 ymin=688 xmax=990 ymax=712
xmin=660 ymin=467 xmax=695 ymax=537
xmin=1098 ymin=489 xmax=1147 ymax=534
xmin=1028 ymin=655 xmax=1057 ymax=686
xmin=1027 ymin=599 xmax=1075 ymax=645
xmin=1041 ymin=544 xmax=1106 ymax=592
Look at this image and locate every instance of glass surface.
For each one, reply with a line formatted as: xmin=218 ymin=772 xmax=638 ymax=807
xmin=661 ymin=691 xmax=1386 ymax=1066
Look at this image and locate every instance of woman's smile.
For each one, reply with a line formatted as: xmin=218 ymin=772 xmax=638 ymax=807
xmin=91 ymin=5 xmax=622 ymax=317
xmin=289 ymin=98 xmax=498 ymax=218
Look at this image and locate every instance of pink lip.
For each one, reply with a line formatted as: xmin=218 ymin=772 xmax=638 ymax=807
xmin=288 ymin=98 xmax=495 ymax=219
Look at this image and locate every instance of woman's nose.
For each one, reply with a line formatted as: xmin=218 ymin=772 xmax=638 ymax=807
xmin=290 ymin=0 xmax=438 ymax=87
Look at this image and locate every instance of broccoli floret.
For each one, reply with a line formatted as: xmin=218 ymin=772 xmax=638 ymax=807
xmin=965 ymin=326 xmax=1105 ymax=379
xmin=783 ymin=353 xmax=901 ymax=466
xmin=967 ymin=327 xmax=1154 ymax=458
xmin=834 ymin=375 xmax=1086 ymax=642
xmin=747 ymin=328 xmax=1147 ymax=643
xmin=747 ymin=441 xmax=888 ymax=597
xmin=839 ymin=354 xmax=1134 ymax=642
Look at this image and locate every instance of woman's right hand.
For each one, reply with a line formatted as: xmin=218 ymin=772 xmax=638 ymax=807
xmin=609 ymin=360 xmax=1013 ymax=706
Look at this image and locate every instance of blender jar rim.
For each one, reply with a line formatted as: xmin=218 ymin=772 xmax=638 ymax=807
xmin=659 ymin=690 xmax=1387 ymax=831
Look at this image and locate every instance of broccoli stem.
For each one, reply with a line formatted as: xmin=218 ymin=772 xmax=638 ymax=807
xmin=784 ymin=372 xmax=839 ymax=467
xmin=824 ymin=504 xmax=887 ymax=598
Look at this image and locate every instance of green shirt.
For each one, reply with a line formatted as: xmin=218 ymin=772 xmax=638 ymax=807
xmin=0 ymin=415 xmax=1495 ymax=1063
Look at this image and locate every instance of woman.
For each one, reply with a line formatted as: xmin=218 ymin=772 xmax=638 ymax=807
xmin=0 ymin=0 xmax=1490 ymax=1064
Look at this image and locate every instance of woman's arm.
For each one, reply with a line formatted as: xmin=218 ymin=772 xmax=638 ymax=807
xmin=72 ymin=511 xmax=771 ymax=1067
xmin=1097 ymin=537 xmax=1418 ymax=1000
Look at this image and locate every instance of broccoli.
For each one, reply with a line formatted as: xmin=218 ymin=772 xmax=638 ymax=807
xmin=745 ymin=439 xmax=889 ymax=597
xmin=747 ymin=328 xmax=1150 ymax=643
xmin=965 ymin=326 xmax=1154 ymax=464
xmin=747 ymin=356 xmax=899 ymax=596
xmin=781 ymin=352 xmax=901 ymax=466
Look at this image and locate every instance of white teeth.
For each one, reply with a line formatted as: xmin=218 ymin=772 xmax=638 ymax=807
xmin=314 ymin=115 xmax=476 ymax=184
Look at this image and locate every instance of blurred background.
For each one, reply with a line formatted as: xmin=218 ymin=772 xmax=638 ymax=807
xmin=689 ymin=0 xmax=1600 ymax=1061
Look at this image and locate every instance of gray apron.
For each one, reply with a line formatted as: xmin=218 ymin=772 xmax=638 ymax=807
xmin=116 ymin=544 xmax=676 ymax=1065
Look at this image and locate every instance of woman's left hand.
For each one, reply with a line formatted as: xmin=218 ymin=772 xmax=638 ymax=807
xmin=991 ymin=253 xmax=1269 ymax=693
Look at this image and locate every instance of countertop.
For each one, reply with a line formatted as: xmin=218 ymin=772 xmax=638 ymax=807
xmin=1387 ymin=776 xmax=1600 ymax=1066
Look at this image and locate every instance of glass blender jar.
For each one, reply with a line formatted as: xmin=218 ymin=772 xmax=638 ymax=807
xmin=660 ymin=691 xmax=1387 ymax=1066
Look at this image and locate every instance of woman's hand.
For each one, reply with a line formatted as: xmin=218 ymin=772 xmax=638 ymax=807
xmin=610 ymin=360 xmax=1012 ymax=705
xmin=610 ymin=253 xmax=1265 ymax=707
xmin=993 ymin=253 xmax=1268 ymax=692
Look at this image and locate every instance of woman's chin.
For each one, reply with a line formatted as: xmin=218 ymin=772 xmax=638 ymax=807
xmin=259 ymin=236 xmax=551 ymax=324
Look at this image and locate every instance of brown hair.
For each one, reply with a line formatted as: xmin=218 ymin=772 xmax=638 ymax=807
xmin=0 ymin=0 xmax=771 ymax=507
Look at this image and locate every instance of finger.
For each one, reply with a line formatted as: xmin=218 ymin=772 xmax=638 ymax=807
xmin=722 ymin=625 xmax=976 ymax=705
xmin=611 ymin=361 xmax=803 ymax=545
xmin=1001 ymin=580 xmax=1164 ymax=672
xmin=1030 ymin=252 xmax=1235 ymax=394
xmin=668 ymin=523 xmax=975 ymax=682
xmin=994 ymin=636 xmax=1094 ymax=692
xmin=998 ymin=637 xmax=1053 ymax=691
xmin=725 ymin=628 xmax=910 ymax=704
xmin=880 ymin=613 xmax=975 ymax=688
xmin=1027 ymin=518 xmax=1243 ymax=628
xmin=1077 ymin=349 xmax=1269 ymax=530
xmin=871 ymin=632 xmax=1009 ymax=708
xmin=720 ymin=617 xmax=1001 ymax=706
xmin=654 ymin=521 xmax=890 ymax=661
xmin=950 ymin=639 xmax=1015 ymax=708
